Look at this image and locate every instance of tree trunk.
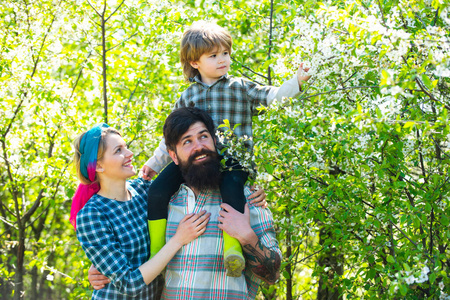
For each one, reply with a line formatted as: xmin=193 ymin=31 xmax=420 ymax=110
xmin=317 ymin=228 xmax=343 ymax=300
xmin=286 ymin=210 xmax=292 ymax=300
xmin=14 ymin=226 xmax=25 ymax=300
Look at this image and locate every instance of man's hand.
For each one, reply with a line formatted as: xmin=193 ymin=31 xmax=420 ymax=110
xmin=88 ymin=264 xmax=110 ymax=290
xmin=248 ymin=185 xmax=268 ymax=209
xmin=297 ymin=62 xmax=311 ymax=89
xmin=217 ymin=203 xmax=256 ymax=244
xmin=141 ymin=165 xmax=157 ymax=180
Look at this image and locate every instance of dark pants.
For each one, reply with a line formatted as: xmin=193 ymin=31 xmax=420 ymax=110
xmin=147 ymin=159 xmax=248 ymax=220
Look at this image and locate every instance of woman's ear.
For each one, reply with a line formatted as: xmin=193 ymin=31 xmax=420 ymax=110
xmin=168 ymin=150 xmax=179 ymax=165
xmin=96 ymin=163 xmax=104 ymax=173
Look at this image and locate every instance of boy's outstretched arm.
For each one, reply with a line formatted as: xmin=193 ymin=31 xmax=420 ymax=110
xmin=265 ymin=62 xmax=312 ymax=105
xmin=297 ymin=62 xmax=311 ymax=90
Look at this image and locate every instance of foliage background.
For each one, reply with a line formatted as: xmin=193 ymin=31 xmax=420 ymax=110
xmin=0 ymin=0 xmax=449 ymax=299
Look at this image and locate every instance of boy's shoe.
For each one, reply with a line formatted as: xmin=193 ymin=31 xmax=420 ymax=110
xmin=223 ymin=232 xmax=245 ymax=277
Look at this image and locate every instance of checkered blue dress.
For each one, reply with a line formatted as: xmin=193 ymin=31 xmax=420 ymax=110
xmin=77 ymin=178 xmax=163 ymax=299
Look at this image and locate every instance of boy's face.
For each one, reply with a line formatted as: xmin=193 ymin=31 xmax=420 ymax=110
xmin=190 ymin=46 xmax=231 ymax=85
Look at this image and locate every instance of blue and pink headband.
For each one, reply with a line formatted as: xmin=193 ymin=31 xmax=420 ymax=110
xmin=70 ymin=123 xmax=109 ymax=229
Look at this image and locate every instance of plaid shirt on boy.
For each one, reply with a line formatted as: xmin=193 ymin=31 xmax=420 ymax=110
xmin=162 ymin=185 xmax=281 ymax=300
xmin=175 ymin=74 xmax=273 ymax=150
xmin=76 ymin=178 xmax=163 ymax=299
xmin=146 ymin=74 xmax=300 ymax=172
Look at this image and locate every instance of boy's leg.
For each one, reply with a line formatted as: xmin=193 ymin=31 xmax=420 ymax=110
xmin=220 ymin=163 xmax=248 ymax=277
xmin=148 ymin=162 xmax=183 ymax=258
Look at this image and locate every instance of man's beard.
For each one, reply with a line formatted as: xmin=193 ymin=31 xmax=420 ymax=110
xmin=178 ymin=149 xmax=222 ymax=191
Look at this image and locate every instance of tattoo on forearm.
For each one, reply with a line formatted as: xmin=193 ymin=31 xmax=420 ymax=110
xmin=243 ymin=239 xmax=281 ymax=284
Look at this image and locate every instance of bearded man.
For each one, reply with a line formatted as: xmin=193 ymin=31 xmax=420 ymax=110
xmin=160 ymin=107 xmax=281 ymax=299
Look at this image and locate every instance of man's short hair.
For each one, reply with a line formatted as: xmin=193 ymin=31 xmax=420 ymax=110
xmin=180 ymin=21 xmax=232 ymax=81
xmin=164 ymin=107 xmax=216 ymax=152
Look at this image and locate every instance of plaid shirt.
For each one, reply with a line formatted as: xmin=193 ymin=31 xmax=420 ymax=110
xmin=175 ymin=75 xmax=273 ymax=150
xmin=76 ymin=178 xmax=163 ymax=299
xmin=162 ymin=185 xmax=281 ymax=300
xmin=146 ymin=74 xmax=300 ymax=172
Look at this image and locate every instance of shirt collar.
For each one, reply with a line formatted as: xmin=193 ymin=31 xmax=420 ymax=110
xmin=190 ymin=74 xmax=229 ymax=87
xmin=180 ymin=184 xmax=214 ymax=199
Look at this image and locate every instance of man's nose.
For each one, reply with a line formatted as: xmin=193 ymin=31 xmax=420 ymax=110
xmin=192 ymin=139 xmax=204 ymax=151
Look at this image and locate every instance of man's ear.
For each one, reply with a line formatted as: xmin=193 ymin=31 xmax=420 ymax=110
xmin=190 ymin=61 xmax=199 ymax=69
xmin=168 ymin=149 xmax=179 ymax=165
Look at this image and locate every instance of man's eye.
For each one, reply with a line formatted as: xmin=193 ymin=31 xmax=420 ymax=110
xmin=183 ymin=140 xmax=191 ymax=145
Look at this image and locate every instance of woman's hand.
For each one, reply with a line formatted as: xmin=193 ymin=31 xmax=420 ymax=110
xmin=249 ymin=185 xmax=268 ymax=208
xmin=173 ymin=210 xmax=210 ymax=246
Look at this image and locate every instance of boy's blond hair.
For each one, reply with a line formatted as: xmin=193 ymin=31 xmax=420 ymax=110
xmin=180 ymin=21 xmax=233 ymax=81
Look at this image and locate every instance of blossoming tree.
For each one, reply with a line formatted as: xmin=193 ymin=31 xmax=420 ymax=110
xmin=0 ymin=0 xmax=449 ymax=299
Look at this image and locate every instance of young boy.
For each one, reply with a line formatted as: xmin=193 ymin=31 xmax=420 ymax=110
xmin=142 ymin=21 xmax=310 ymax=277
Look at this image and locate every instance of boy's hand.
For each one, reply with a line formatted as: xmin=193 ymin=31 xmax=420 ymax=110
xmin=297 ymin=63 xmax=311 ymax=89
xmin=141 ymin=165 xmax=157 ymax=180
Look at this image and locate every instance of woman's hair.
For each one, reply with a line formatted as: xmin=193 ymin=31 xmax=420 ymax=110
xmin=180 ymin=21 xmax=233 ymax=81
xmin=73 ymin=127 xmax=121 ymax=185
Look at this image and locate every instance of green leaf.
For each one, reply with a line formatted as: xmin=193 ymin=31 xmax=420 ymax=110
xmin=387 ymin=255 xmax=395 ymax=263
xmin=403 ymin=121 xmax=415 ymax=128
xmin=264 ymin=164 xmax=274 ymax=175
xmin=421 ymin=73 xmax=432 ymax=90
xmin=399 ymin=284 xmax=407 ymax=296
xmin=429 ymin=272 xmax=436 ymax=284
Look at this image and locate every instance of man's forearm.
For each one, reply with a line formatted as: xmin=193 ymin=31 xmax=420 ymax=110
xmin=241 ymin=235 xmax=281 ymax=284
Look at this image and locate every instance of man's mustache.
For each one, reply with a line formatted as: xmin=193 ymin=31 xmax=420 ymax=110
xmin=188 ymin=149 xmax=218 ymax=164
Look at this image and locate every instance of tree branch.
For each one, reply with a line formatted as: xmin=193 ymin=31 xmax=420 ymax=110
xmin=390 ymin=220 xmax=434 ymax=264
xmin=87 ymin=0 xmax=101 ymax=17
xmin=105 ymin=0 xmax=125 ymax=23
xmin=121 ymin=59 xmax=150 ymax=121
xmin=300 ymin=85 xmax=379 ymax=102
xmin=231 ymin=56 xmax=269 ymax=80
xmin=106 ymin=33 xmax=138 ymax=52
xmin=267 ymin=0 xmax=274 ymax=85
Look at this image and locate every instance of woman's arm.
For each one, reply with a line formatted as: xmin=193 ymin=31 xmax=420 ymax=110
xmin=139 ymin=211 xmax=210 ymax=284
xmin=85 ymin=211 xmax=210 ymax=289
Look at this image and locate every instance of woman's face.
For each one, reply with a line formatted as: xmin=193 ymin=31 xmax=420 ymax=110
xmin=97 ymin=133 xmax=135 ymax=181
